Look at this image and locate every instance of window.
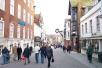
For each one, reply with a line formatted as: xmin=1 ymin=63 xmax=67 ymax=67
xmin=96 ymin=17 xmax=100 ymax=31
xmin=31 ymin=30 xmax=32 ymax=39
xmin=28 ymin=0 xmax=30 ymax=8
xmin=23 ymin=27 xmax=25 ymax=38
xmin=31 ymin=3 xmax=33 ymax=11
xmin=28 ymin=13 xmax=30 ymax=24
xmin=31 ymin=15 xmax=33 ymax=25
xmin=0 ymin=20 xmax=4 ymax=37
xmin=9 ymin=23 xmax=14 ymax=38
xmin=85 ymin=23 xmax=87 ymax=33
xmin=27 ymin=28 xmax=29 ymax=38
xmin=82 ymin=25 xmax=84 ymax=34
xmin=17 ymin=26 xmax=20 ymax=38
xmin=10 ymin=0 xmax=14 ymax=15
xmin=90 ymin=20 xmax=92 ymax=33
xmin=68 ymin=32 xmax=69 ymax=37
xmin=68 ymin=23 xmax=70 ymax=27
xmin=0 ymin=0 xmax=5 ymax=11
xmin=23 ymin=9 xmax=26 ymax=22
xmin=24 ymin=0 xmax=26 ymax=4
xmin=18 ymin=4 xmax=21 ymax=19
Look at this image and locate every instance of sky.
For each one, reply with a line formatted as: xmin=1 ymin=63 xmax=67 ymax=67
xmin=34 ymin=0 xmax=70 ymax=34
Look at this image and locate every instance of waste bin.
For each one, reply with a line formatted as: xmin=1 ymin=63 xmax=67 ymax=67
xmin=98 ymin=52 xmax=102 ymax=63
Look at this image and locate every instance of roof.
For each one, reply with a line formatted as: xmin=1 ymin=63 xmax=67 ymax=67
xmin=70 ymin=0 xmax=93 ymax=7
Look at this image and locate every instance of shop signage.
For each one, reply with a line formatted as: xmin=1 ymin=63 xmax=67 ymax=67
xmin=34 ymin=36 xmax=41 ymax=42
xmin=18 ymin=20 xmax=26 ymax=26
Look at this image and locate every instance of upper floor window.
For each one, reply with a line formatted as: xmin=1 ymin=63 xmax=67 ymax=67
xmin=96 ymin=17 xmax=100 ymax=31
xmin=0 ymin=0 xmax=5 ymax=11
xmin=68 ymin=32 xmax=69 ymax=38
xmin=10 ymin=0 xmax=14 ymax=16
xmin=9 ymin=23 xmax=14 ymax=38
xmin=31 ymin=15 xmax=33 ymax=25
xmin=24 ymin=0 xmax=26 ymax=4
xmin=0 ymin=20 xmax=4 ymax=37
xmin=18 ymin=4 xmax=21 ymax=19
xmin=82 ymin=25 xmax=84 ymax=34
xmin=27 ymin=28 xmax=29 ymax=39
xmin=90 ymin=20 xmax=93 ymax=33
xmin=17 ymin=26 xmax=20 ymax=38
xmin=23 ymin=9 xmax=26 ymax=22
xmin=85 ymin=23 xmax=87 ymax=33
xmin=23 ymin=27 xmax=25 ymax=38
xmin=28 ymin=13 xmax=30 ymax=24
xmin=28 ymin=0 xmax=30 ymax=8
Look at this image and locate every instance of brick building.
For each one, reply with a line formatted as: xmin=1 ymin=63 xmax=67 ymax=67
xmin=0 ymin=0 xmax=34 ymax=55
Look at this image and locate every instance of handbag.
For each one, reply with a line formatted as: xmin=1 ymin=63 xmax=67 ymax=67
xmin=22 ymin=55 xmax=25 ymax=60
xmin=52 ymin=57 xmax=54 ymax=62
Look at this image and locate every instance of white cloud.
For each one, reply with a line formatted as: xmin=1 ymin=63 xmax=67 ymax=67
xmin=35 ymin=0 xmax=69 ymax=34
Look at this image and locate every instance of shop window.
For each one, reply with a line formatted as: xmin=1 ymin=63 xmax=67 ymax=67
xmin=0 ymin=45 xmax=3 ymax=55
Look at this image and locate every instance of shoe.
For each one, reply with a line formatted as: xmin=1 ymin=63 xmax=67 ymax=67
xmin=1 ymin=64 xmax=3 ymax=65
xmin=28 ymin=61 xmax=30 ymax=63
xmin=24 ymin=63 xmax=26 ymax=65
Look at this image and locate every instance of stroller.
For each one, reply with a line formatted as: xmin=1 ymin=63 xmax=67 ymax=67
xmin=6 ymin=52 xmax=10 ymax=63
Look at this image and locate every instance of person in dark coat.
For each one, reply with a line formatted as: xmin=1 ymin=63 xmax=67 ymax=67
xmin=46 ymin=45 xmax=53 ymax=68
xmin=40 ymin=45 xmax=46 ymax=63
xmin=86 ymin=45 xmax=93 ymax=63
xmin=68 ymin=45 xmax=71 ymax=54
xmin=29 ymin=46 xmax=33 ymax=54
xmin=17 ymin=44 xmax=22 ymax=61
xmin=23 ymin=45 xmax=31 ymax=65
xmin=1 ymin=46 xmax=9 ymax=65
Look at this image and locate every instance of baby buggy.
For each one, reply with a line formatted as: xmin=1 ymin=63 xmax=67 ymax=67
xmin=6 ymin=52 xmax=10 ymax=63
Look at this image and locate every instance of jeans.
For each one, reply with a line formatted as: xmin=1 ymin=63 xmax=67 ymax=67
xmin=68 ymin=50 xmax=71 ymax=54
xmin=35 ymin=53 xmax=39 ymax=63
xmin=41 ymin=54 xmax=44 ymax=63
xmin=2 ymin=54 xmax=7 ymax=64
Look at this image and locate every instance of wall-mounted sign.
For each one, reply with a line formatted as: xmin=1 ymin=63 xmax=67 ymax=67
xmin=34 ymin=36 xmax=41 ymax=42
xmin=18 ymin=20 xmax=26 ymax=26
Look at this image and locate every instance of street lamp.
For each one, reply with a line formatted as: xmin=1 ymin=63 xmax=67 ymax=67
xmin=55 ymin=28 xmax=63 ymax=37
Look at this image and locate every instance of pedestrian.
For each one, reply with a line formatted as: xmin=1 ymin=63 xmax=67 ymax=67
xmin=46 ymin=45 xmax=53 ymax=68
xmin=23 ymin=45 xmax=31 ymax=65
xmin=66 ymin=45 xmax=69 ymax=52
xmin=44 ymin=45 xmax=47 ymax=58
xmin=29 ymin=46 xmax=33 ymax=54
xmin=34 ymin=44 xmax=40 ymax=63
xmin=40 ymin=45 xmax=46 ymax=63
xmin=12 ymin=43 xmax=17 ymax=61
xmin=68 ymin=45 xmax=71 ymax=54
xmin=1 ymin=46 xmax=9 ymax=65
xmin=86 ymin=45 xmax=93 ymax=63
xmin=63 ymin=46 xmax=66 ymax=52
xmin=17 ymin=44 xmax=22 ymax=61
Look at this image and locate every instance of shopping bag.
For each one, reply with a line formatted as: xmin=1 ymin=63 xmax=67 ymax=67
xmin=22 ymin=55 xmax=25 ymax=60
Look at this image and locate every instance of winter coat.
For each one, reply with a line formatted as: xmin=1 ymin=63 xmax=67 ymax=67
xmin=12 ymin=46 xmax=17 ymax=54
xmin=2 ymin=48 xmax=9 ymax=54
xmin=17 ymin=47 xmax=22 ymax=54
xmin=86 ymin=46 xmax=93 ymax=55
xmin=46 ymin=47 xmax=53 ymax=58
xmin=23 ymin=47 xmax=31 ymax=58
xmin=40 ymin=47 xmax=46 ymax=54
xmin=68 ymin=46 xmax=71 ymax=50
xmin=34 ymin=46 xmax=40 ymax=53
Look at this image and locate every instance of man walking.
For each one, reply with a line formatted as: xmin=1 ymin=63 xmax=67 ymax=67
xmin=86 ymin=45 xmax=93 ymax=63
xmin=17 ymin=44 xmax=22 ymax=61
xmin=23 ymin=45 xmax=31 ymax=65
xmin=34 ymin=44 xmax=40 ymax=63
xmin=12 ymin=43 xmax=17 ymax=61
xmin=40 ymin=45 xmax=46 ymax=63
xmin=68 ymin=45 xmax=71 ymax=54
xmin=46 ymin=45 xmax=53 ymax=68
xmin=1 ymin=46 xmax=9 ymax=65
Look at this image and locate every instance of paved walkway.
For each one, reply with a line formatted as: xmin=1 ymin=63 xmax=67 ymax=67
xmin=0 ymin=48 xmax=101 ymax=68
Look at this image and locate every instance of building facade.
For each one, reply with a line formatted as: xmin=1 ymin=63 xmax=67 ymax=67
xmin=64 ymin=19 xmax=71 ymax=47
xmin=80 ymin=0 xmax=102 ymax=58
xmin=0 ymin=0 xmax=34 ymax=55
